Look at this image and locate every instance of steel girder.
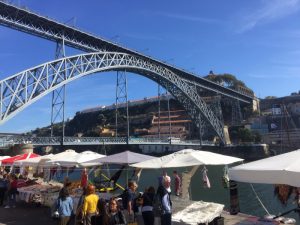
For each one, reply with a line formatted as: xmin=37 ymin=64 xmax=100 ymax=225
xmin=0 ymin=52 xmax=226 ymax=143
xmin=164 ymin=81 xmax=224 ymax=141
xmin=2 ymin=136 xmax=214 ymax=146
xmin=0 ymin=1 xmax=254 ymax=103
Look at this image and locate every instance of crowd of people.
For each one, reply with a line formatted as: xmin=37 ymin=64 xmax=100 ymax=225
xmin=1 ymin=168 xmax=182 ymax=225
xmin=55 ymin=170 xmax=181 ymax=225
xmin=0 ymin=172 xmax=19 ymax=208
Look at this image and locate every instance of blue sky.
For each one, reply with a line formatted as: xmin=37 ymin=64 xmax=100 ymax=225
xmin=0 ymin=0 xmax=300 ymax=132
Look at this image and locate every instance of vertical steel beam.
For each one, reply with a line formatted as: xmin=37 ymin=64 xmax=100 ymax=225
xmin=115 ymin=70 xmax=129 ymax=142
xmin=51 ymin=38 xmax=66 ymax=143
xmin=157 ymin=84 xmax=162 ymax=138
xmin=231 ymin=99 xmax=242 ymax=126
xmin=167 ymin=91 xmax=172 ymax=139
xmin=211 ymin=95 xmax=224 ymax=126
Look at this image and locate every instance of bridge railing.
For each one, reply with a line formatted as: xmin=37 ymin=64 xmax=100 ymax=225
xmin=0 ymin=136 xmax=214 ymax=146
xmin=63 ymin=137 xmax=127 ymax=145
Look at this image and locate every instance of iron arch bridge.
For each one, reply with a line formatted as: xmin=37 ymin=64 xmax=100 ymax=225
xmin=1 ymin=52 xmax=226 ymax=143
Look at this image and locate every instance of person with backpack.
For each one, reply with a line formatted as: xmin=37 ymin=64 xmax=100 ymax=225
xmin=56 ymin=187 xmax=74 ymax=225
xmin=142 ymin=186 xmax=155 ymax=225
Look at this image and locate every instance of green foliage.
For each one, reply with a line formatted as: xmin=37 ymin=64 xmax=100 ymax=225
xmin=204 ymin=73 xmax=248 ymax=90
xmin=252 ymin=131 xmax=262 ymax=143
xmin=238 ymin=128 xmax=253 ymax=142
xmin=265 ymin=96 xmax=277 ymax=99
xmin=229 ymin=127 xmax=262 ymax=143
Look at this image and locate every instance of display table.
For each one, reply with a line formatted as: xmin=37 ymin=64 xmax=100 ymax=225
xmin=172 ymin=197 xmax=224 ymax=225
xmin=18 ymin=184 xmax=62 ymax=205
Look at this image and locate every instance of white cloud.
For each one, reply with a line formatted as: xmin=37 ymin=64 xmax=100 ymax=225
xmin=155 ymin=12 xmax=222 ymax=24
xmin=237 ymin=0 xmax=300 ymax=32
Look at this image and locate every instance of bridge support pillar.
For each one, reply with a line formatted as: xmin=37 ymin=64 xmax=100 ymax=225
xmin=231 ymin=100 xmax=242 ymax=126
xmin=115 ymin=70 xmax=129 ymax=140
xmin=223 ymin=125 xmax=231 ymax=145
xmin=51 ymin=38 xmax=66 ymax=143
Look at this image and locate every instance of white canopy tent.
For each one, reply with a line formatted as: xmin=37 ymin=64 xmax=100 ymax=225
xmin=43 ymin=149 xmax=78 ymax=167
xmin=131 ymin=149 xmax=243 ymax=200
xmin=13 ymin=154 xmax=54 ymax=167
xmin=85 ymin=150 xmax=156 ymax=165
xmin=0 ymin=156 xmax=10 ymax=160
xmin=52 ymin=151 xmax=105 ymax=167
xmin=84 ymin=150 xmax=157 ymax=185
xmin=229 ymin=149 xmax=300 ymax=187
xmin=0 ymin=156 xmax=10 ymax=166
xmin=131 ymin=149 xmax=243 ymax=168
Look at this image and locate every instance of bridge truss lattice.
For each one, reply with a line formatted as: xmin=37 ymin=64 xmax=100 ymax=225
xmin=0 ymin=52 xmax=226 ymax=143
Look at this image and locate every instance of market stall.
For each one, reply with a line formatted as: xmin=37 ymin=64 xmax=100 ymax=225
xmin=43 ymin=149 xmax=79 ymax=167
xmin=13 ymin=154 xmax=54 ymax=168
xmin=86 ymin=150 xmax=156 ymax=165
xmin=229 ymin=149 xmax=300 ymax=187
xmin=1 ymin=152 xmax=40 ymax=166
xmin=0 ymin=156 xmax=10 ymax=166
xmin=13 ymin=150 xmax=79 ymax=208
xmin=228 ymin=149 xmax=300 ymax=222
xmin=51 ymin=151 xmax=105 ymax=167
xmin=131 ymin=149 xmax=243 ymax=225
xmin=85 ymin=150 xmax=157 ymax=185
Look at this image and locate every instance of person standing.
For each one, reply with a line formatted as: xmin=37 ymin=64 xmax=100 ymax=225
xmin=157 ymin=176 xmax=172 ymax=225
xmin=82 ymin=185 xmax=99 ymax=225
xmin=56 ymin=187 xmax=73 ymax=225
xmin=173 ymin=170 xmax=181 ymax=196
xmin=122 ymin=180 xmax=138 ymax=223
xmin=5 ymin=174 xmax=17 ymax=208
xmin=106 ymin=197 xmax=126 ymax=225
xmin=162 ymin=171 xmax=171 ymax=193
xmin=81 ymin=168 xmax=88 ymax=189
xmin=0 ymin=174 xmax=8 ymax=206
xmin=142 ymin=186 xmax=155 ymax=225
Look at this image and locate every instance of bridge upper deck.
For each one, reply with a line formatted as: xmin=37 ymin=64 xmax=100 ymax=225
xmin=0 ymin=1 xmax=254 ymax=103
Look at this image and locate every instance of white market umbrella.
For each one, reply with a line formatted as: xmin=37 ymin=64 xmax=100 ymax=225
xmin=0 ymin=156 xmax=10 ymax=160
xmin=85 ymin=150 xmax=157 ymax=185
xmin=53 ymin=151 xmax=105 ymax=167
xmin=85 ymin=150 xmax=156 ymax=165
xmin=43 ymin=149 xmax=78 ymax=167
xmin=0 ymin=156 xmax=10 ymax=166
xmin=229 ymin=149 xmax=300 ymax=187
xmin=13 ymin=154 xmax=54 ymax=167
xmin=131 ymin=149 xmax=243 ymax=168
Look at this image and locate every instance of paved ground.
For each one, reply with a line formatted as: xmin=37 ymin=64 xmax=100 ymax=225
xmin=0 ymin=202 xmax=56 ymax=225
xmin=0 ymin=202 xmax=290 ymax=225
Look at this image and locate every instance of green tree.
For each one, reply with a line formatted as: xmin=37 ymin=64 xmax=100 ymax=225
xmin=238 ymin=128 xmax=254 ymax=142
xmin=252 ymin=131 xmax=262 ymax=143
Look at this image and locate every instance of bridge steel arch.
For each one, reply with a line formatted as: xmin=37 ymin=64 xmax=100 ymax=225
xmin=0 ymin=52 xmax=225 ymax=143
